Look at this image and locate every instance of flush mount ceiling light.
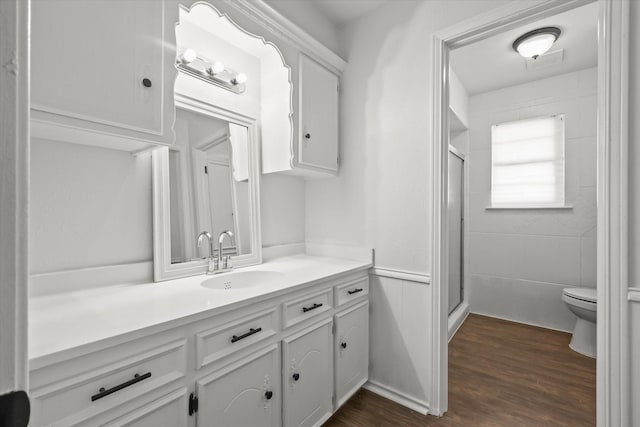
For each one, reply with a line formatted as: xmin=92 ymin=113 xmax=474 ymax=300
xmin=512 ymin=27 xmax=561 ymax=59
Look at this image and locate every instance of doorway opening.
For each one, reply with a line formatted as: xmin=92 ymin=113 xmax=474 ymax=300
xmin=430 ymin=1 xmax=629 ymax=424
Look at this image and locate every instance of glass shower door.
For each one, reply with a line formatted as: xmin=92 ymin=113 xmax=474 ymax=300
xmin=448 ymin=149 xmax=464 ymax=314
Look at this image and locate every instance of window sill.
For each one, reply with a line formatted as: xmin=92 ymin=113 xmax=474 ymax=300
xmin=485 ymin=205 xmax=573 ymax=211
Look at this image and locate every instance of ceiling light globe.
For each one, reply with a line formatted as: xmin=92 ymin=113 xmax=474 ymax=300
xmin=512 ymin=27 xmax=561 ymax=59
xmin=516 ymin=33 xmax=556 ymax=59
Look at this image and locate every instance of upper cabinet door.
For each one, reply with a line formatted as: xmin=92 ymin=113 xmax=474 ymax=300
xmin=31 ymin=0 xmax=176 ymax=151
xmin=297 ymin=54 xmax=339 ymax=175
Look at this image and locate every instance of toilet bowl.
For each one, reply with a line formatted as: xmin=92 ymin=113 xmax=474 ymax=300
xmin=562 ymin=287 xmax=597 ymax=358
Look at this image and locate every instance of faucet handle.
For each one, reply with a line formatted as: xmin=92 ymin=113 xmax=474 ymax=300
xmin=212 ymin=258 xmax=220 ymax=271
xmin=222 ymin=255 xmax=233 ymax=270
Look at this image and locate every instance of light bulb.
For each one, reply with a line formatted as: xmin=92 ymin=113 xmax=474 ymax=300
xmin=516 ymin=33 xmax=556 ymax=59
xmin=232 ymin=73 xmax=247 ymax=85
xmin=180 ymin=48 xmax=197 ymax=64
xmin=207 ymin=61 xmax=225 ymax=75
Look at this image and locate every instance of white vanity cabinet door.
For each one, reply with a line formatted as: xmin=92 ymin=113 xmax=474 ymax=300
xmin=30 ymin=0 xmax=175 ymax=150
xmin=334 ymin=301 xmax=369 ymax=408
xmin=196 ymin=344 xmax=281 ymax=427
xmin=297 ymin=54 xmax=339 ymax=175
xmin=282 ymin=318 xmax=333 ymax=427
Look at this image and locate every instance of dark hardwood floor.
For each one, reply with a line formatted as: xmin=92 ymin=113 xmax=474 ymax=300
xmin=325 ymin=314 xmax=596 ymax=426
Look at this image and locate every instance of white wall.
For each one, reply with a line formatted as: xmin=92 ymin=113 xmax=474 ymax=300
xmin=262 ymin=0 xmax=341 ymax=56
xmin=304 ymin=0 xmax=508 ymax=412
xmin=449 ymin=69 xmax=469 ymax=129
xmin=30 ymin=139 xmax=154 ymax=274
xmin=466 ymin=68 xmax=597 ymax=332
xmin=29 ymin=140 xmax=305 ymax=279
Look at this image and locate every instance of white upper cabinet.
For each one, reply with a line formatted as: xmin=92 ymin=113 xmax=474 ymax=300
xmin=261 ymin=51 xmax=343 ymax=179
xmin=30 ymin=0 xmax=176 ymax=151
xmin=296 ymin=54 xmax=340 ymax=176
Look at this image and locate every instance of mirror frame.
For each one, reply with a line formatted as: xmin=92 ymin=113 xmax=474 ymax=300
xmin=152 ymin=92 xmax=262 ymax=281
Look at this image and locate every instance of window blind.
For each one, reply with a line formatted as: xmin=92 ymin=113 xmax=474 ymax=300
xmin=490 ymin=115 xmax=565 ymax=207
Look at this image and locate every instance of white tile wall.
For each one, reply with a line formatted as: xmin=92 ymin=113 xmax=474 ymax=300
xmin=467 ymin=68 xmax=598 ymax=331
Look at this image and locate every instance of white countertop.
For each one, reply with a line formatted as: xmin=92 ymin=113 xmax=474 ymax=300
xmin=29 ymin=255 xmax=371 ymax=367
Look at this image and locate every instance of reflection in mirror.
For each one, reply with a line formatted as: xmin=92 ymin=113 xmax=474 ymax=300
xmin=170 ymin=107 xmax=252 ymax=264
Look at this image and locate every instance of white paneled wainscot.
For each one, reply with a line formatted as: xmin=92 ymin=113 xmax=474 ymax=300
xmin=365 ymin=269 xmax=431 ymax=414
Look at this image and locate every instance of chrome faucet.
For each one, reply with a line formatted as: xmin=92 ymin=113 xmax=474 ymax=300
xmin=197 ymin=231 xmax=216 ymax=274
xmin=217 ymin=230 xmax=234 ymax=273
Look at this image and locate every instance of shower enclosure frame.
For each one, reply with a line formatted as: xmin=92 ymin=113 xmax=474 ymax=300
xmin=447 ymin=145 xmax=467 ymax=330
xmin=429 ymin=1 xmax=629 ymax=425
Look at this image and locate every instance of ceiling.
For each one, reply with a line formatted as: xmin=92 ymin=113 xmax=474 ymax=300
xmin=450 ymin=2 xmax=598 ymax=96
xmin=309 ymin=0 xmax=389 ymax=25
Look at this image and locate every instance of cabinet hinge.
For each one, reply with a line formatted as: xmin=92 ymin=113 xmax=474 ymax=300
xmin=204 ymin=165 xmax=208 ymax=174
xmin=188 ymin=393 xmax=198 ymax=416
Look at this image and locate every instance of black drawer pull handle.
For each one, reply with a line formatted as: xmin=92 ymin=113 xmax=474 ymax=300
xmin=341 ymin=342 xmax=347 ymax=349
xmin=292 ymin=372 xmax=300 ymax=381
xmin=265 ymin=390 xmax=273 ymax=400
xmin=348 ymin=288 xmax=364 ymax=295
xmin=142 ymin=78 xmax=152 ymax=88
xmin=302 ymin=303 xmax=323 ymax=313
xmin=91 ymin=372 xmax=151 ymax=402
xmin=231 ymin=327 xmax=262 ymax=343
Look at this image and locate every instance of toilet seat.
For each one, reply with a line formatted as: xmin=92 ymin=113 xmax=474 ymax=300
xmin=562 ymin=287 xmax=597 ymax=312
xmin=563 ymin=287 xmax=597 ymax=303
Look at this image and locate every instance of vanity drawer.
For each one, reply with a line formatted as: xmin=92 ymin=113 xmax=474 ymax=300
xmin=283 ymin=288 xmax=333 ymax=329
xmin=335 ymin=277 xmax=369 ymax=307
xmin=195 ymin=306 xmax=278 ymax=369
xmin=30 ymin=339 xmax=187 ymax=427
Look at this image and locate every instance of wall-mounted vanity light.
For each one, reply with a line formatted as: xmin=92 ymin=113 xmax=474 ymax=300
xmin=176 ymin=48 xmax=247 ymax=94
xmin=512 ymin=27 xmax=561 ymax=59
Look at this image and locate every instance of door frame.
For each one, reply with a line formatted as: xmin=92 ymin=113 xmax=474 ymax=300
xmin=0 ymin=0 xmax=30 ymax=394
xmin=429 ymin=1 xmax=629 ymax=425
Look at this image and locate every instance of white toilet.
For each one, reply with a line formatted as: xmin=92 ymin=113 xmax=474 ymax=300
xmin=562 ymin=287 xmax=597 ymax=358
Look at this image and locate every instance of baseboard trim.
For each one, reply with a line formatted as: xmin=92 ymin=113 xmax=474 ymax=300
xmin=371 ymin=267 xmax=431 ymax=284
xmin=470 ymin=311 xmax=573 ymax=334
xmin=363 ymin=380 xmax=430 ymax=415
xmin=30 ymin=261 xmax=153 ymax=297
xmin=448 ymin=302 xmax=470 ymax=341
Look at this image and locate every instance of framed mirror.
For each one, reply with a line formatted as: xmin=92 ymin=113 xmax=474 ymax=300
xmin=152 ymin=93 xmax=261 ymax=281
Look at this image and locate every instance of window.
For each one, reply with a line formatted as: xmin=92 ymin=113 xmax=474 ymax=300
xmin=490 ymin=115 xmax=565 ymax=208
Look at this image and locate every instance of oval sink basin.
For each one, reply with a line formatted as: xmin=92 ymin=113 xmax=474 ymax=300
xmin=201 ymin=271 xmax=285 ymax=291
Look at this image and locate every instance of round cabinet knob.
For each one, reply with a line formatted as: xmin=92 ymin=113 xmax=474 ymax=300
xmin=341 ymin=342 xmax=347 ymax=349
xmin=265 ymin=390 xmax=273 ymax=400
xmin=292 ymin=373 xmax=300 ymax=381
xmin=142 ymin=78 xmax=152 ymax=88
xmin=304 ymin=133 xmax=311 ymax=140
